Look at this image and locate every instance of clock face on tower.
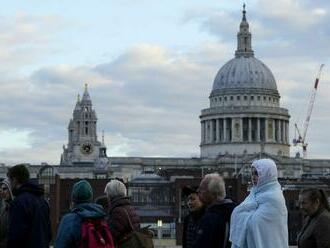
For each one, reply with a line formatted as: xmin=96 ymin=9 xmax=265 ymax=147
xmin=80 ymin=142 xmax=93 ymax=155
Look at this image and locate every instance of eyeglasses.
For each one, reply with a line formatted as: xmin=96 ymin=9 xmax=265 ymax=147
xmin=1 ymin=188 xmax=8 ymax=191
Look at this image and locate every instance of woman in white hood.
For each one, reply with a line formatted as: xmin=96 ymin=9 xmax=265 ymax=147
xmin=230 ymin=159 xmax=288 ymax=248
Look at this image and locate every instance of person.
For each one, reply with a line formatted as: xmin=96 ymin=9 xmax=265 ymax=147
xmin=0 ymin=178 xmax=13 ymax=247
xmin=6 ymin=164 xmax=52 ymax=248
xmin=104 ymin=179 xmax=140 ymax=246
xmin=230 ymin=158 xmax=288 ymax=248
xmin=193 ymin=173 xmax=236 ymax=248
xmin=95 ymin=194 xmax=110 ymax=212
xmin=297 ymin=188 xmax=330 ymax=248
xmin=55 ymin=180 xmax=114 ymax=248
xmin=182 ymin=186 xmax=204 ymax=248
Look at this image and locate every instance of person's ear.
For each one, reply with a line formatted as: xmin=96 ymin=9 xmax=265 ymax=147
xmin=315 ymin=198 xmax=320 ymax=207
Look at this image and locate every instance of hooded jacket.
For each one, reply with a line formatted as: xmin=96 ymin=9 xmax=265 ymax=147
xmin=55 ymin=202 xmax=106 ymax=248
xmin=7 ymin=181 xmax=52 ymax=248
xmin=107 ymin=196 xmax=140 ymax=244
xmin=193 ymin=199 xmax=236 ymax=248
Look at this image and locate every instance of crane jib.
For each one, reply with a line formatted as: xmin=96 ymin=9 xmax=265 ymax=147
xmin=314 ymin=78 xmax=319 ymax=89
xmin=293 ymin=64 xmax=324 ymax=159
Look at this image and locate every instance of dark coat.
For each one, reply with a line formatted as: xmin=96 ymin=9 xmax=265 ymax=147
xmin=55 ymin=202 xmax=106 ymax=248
xmin=182 ymin=207 xmax=204 ymax=248
xmin=7 ymin=181 xmax=52 ymax=248
xmin=107 ymin=196 xmax=140 ymax=245
xmin=193 ymin=199 xmax=236 ymax=248
xmin=298 ymin=208 xmax=330 ymax=248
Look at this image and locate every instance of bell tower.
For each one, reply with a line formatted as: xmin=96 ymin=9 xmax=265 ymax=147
xmin=61 ymin=84 xmax=105 ymax=166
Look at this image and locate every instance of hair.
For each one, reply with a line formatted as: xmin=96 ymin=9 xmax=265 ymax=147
xmin=1 ymin=178 xmax=14 ymax=200
xmin=203 ymin=173 xmax=226 ymax=200
xmin=95 ymin=195 xmax=109 ymax=210
xmin=7 ymin=164 xmax=30 ymax=184
xmin=104 ymin=179 xmax=127 ymax=199
xmin=300 ymin=188 xmax=330 ymax=211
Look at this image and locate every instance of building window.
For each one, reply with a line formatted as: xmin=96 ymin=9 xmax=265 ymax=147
xmin=237 ymin=96 xmax=240 ymax=100
xmin=224 ymin=97 xmax=227 ymax=101
xmin=250 ymin=96 xmax=254 ymax=100
xmin=213 ymin=120 xmax=216 ymax=142
xmin=85 ymin=121 xmax=88 ymax=135
xmin=243 ymin=118 xmax=249 ymax=141
xmin=257 ymin=96 xmax=261 ymax=100
xmin=244 ymin=96 xmax=247 ymax=100
xmin=219 ymin=119 xmax=224 ymax=141
xmin=219 ymin=97 xmax=222 ymax=101
xmin=226 ymin=118 xmax=232 ymax=141
xmin=251 ymin=118 xmax=257 ymax=141
xmin=263 ymin=96 xmax=266 ymax=101
xmin=260 ymin=118 xmax=265 ymax=141
xmin=268 ymin=119 xmax=273 ymax=139
xmin=230 ymin=96 xmax=234 ymax=100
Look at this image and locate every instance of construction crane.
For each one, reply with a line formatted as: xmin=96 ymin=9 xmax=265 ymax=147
xmin=293 ymin=64 xmax=325 ymax=159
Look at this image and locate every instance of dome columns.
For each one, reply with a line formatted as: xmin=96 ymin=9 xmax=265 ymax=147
xmin=200 ymin=116 xmax=290 ymax=156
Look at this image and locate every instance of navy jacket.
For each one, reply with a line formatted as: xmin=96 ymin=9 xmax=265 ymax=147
xmin=182 ymin=207 xmax=205 ymax=248
xmin=193 ymin=199 xmax=236 ymax=248
xmin=7 ymin=181 xmax=52 ymax=248
xmin=55 ymin=203 xmax=106 ymax=248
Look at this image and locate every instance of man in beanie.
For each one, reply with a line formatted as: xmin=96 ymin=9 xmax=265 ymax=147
xmin=55 ymin=180 xmax=114 ymax=248
xmin=7 ymin=164 xmax=51 ymax=248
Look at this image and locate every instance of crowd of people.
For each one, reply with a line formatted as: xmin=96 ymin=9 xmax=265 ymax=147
xmin=0 ymin=160 xmax=329 ymax=248
xmin=182 ymin=159 xmax=330 ymax=248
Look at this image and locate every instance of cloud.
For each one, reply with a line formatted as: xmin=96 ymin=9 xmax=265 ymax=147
xmin=0 ymin=12 xmax=65 ymax=75
xmin=1 ymin=0 xmax=330 ymax=164
xmin=0 ymin=129 xmax=32 ymax=151
xmin=256 ymin=0 xmax=327 ymax=30
xmin=0 ymin=42 xmax=214 ymax=163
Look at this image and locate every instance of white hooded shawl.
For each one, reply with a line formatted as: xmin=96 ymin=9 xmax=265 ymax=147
xmin=230 ymin=159 xmax=288 ymax=248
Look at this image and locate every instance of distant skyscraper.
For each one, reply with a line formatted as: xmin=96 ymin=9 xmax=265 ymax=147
xmin=200 ymin=6 xmax=290 ymax=158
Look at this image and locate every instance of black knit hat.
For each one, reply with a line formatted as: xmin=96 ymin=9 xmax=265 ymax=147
xmin=182 ymin=185 xmax=198 ymax=198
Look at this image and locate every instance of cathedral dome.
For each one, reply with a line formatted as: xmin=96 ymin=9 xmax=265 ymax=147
xmin=212 ymin=56 xmax=277 ymax=91
xmin=200 ymin=5 xmax=290 ymax=159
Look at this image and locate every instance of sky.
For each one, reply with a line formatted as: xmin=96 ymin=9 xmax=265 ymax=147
xmin=0 ymin=0 xmax=330 ymax=165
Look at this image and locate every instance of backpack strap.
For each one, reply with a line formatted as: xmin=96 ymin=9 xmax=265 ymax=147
xmin=123 ymin=208 xmax=135 ymax=231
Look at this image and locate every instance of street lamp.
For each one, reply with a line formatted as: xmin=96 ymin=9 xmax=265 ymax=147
xmin=157 ymin=219 xmax=162 ymax=239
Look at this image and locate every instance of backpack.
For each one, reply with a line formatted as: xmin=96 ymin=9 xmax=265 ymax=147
xmin=80 ymin=218 xmax=115 ymax=248
xmin=118 ymin=209 xmax=154 ymax=248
